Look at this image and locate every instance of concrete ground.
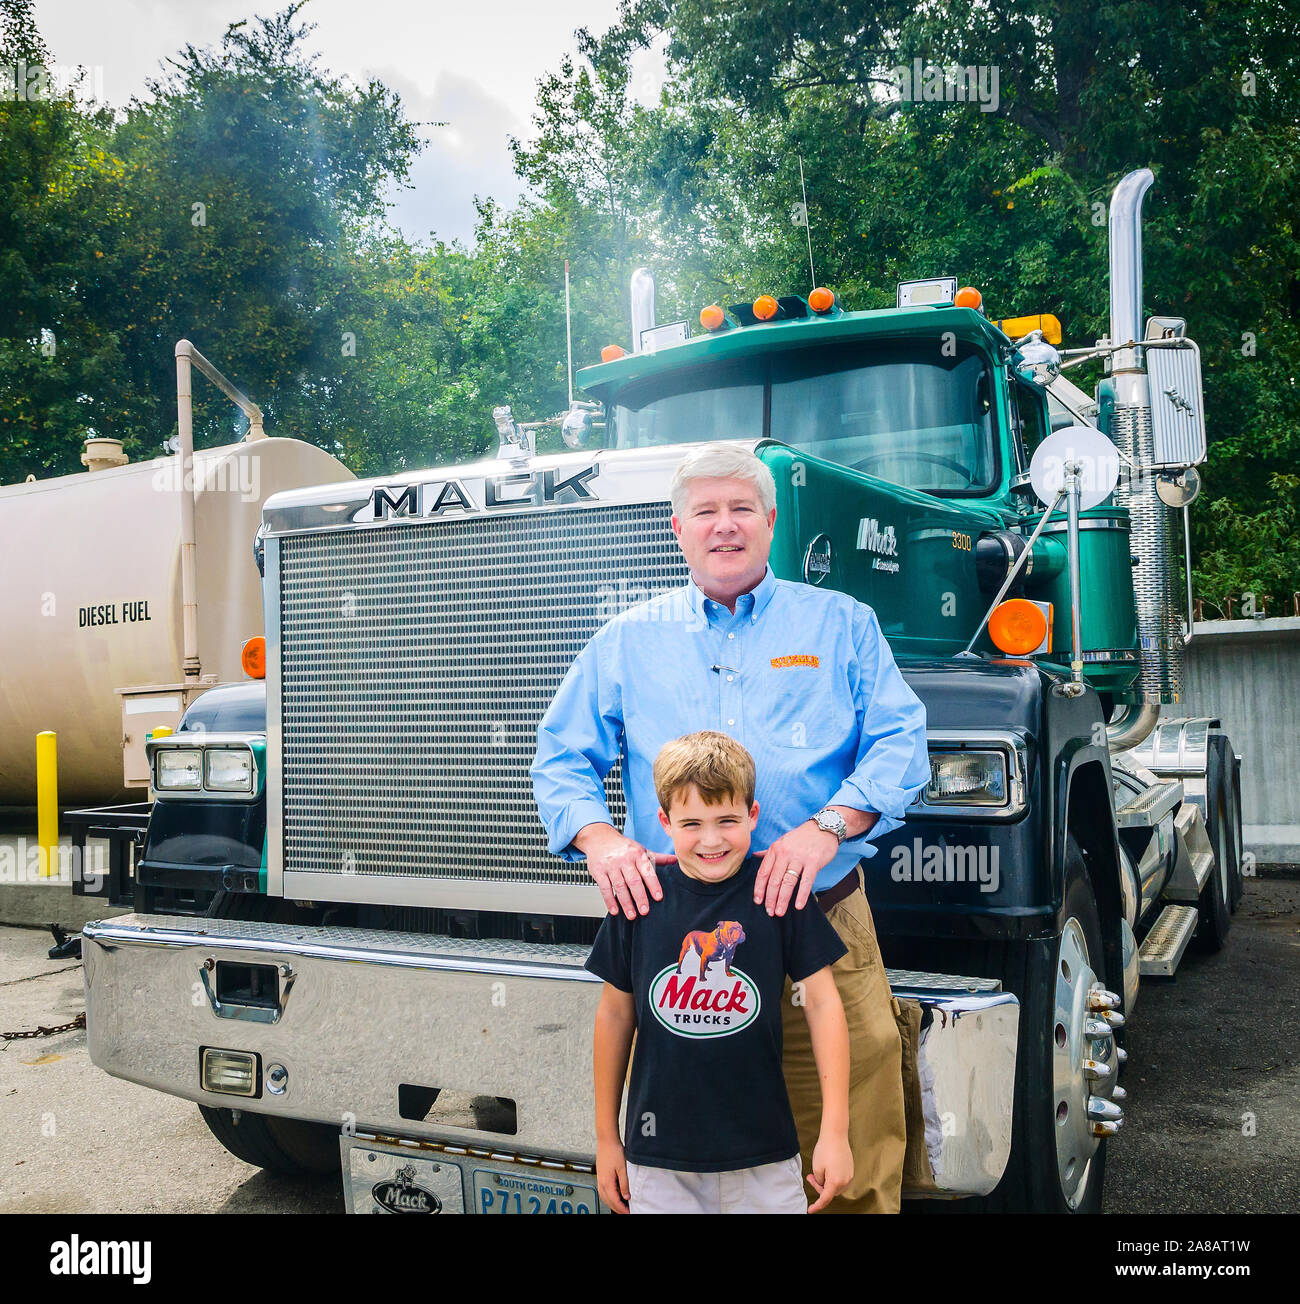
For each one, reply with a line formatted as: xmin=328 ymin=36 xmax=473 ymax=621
xmin=0 ymin=876 xmax=1296 ymax=1214
xmin=1103 ymin=870 xmax=1300 ymax=1213
xmin=0 ymin=923 xmax=342 ymax=1214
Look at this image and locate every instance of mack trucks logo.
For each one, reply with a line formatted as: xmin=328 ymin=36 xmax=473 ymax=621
xmin=358 ymin=465 xmax=599 ymax=522
xmin=856 ymin=517 xmax=900 ymax=574
xmin=371 ymin=1163 xmax=442 ymax=1214
xmin=803 ymin=533 xmax=832 ymax=585
xmin=651 ymin=922 xmax=760 ymax=1038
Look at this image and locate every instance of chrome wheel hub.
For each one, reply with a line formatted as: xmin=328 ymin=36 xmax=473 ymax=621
xmin=1052 ymin=917 xmax=1124 ymax=1209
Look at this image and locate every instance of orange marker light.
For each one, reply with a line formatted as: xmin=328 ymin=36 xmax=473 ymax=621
xmin=955 ymin=285 xmax=983 ymax=310
xmin=808 ymin=286 xmax=835 ymax=313
xmin=600 ymin=344 xmax=626 ymax=362
xmin=752 ymin=295 xmax=779 ymax=321
xmin=988 ymin=599 xmax=1048 ymax=656
xmin=242 ymin=636 xmax=266 ymax=680
xmin=700 ymin=304 xmax=726 ymax=331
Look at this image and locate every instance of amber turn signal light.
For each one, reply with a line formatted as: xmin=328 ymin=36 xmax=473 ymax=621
xmin=600 ymin=344 xmax=626 ymax=362
xmin=955 ymin=285 xmax=983 ymax=310
xmin=988 ymin=599 xmax=1048 ymax=656
xmin=700 ymin=304 xmax=726 ymax=331
xmin=241 ymin=636 xmax=266 ymax=680
xmin=752 ymin=295 xmax=779 ymax=321
xmin=808 ymin=286 xmax=835 ymax=313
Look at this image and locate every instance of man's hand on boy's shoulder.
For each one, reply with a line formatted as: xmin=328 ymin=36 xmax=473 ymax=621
xmin=597 ymin=1136 xmax=631 ymax=1214
xmin=752 ymin=819 xmax=843 ymax=916
xmin=575 ymin=823 xmax=676 ymax=920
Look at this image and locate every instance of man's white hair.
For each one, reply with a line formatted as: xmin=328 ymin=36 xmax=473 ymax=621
xmin=669 ymin=443 xmax=777 ymax=517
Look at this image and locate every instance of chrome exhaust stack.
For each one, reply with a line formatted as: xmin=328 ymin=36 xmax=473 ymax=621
xmin=1106 ymin=169 xmax=1184 ymax=711
xmin=630 ymin=268 xmax=656 ymax=352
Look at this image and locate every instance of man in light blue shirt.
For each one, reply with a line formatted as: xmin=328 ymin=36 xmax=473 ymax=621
xmin=531 ymin=443 xmax=930 ymax=1213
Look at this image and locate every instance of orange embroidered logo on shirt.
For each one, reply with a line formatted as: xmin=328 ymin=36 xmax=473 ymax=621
xmin=770 ymin=654 xmax=820 ymax=669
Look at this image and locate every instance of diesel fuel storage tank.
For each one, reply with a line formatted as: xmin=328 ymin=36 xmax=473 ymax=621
xmin=0 ymin=436 xmax=355 ymax=805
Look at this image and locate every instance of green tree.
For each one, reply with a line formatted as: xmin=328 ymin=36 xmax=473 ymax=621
xmin=0 ymin=0 xmax=122 ymax=480
xmin=0 ymin=3 xmax=423 ymax=482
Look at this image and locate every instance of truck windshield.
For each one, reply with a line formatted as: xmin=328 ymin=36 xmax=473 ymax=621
xmin=611 ymin=340 xmax=997 ymax=495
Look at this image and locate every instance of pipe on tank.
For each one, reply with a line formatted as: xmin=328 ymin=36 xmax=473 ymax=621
xmin=630 ymin=268 xmax=656 ymax=352
xmin=173 ymin=340 xmax=268 ymax=682
xmin=175 ymin=341 xmax=202 ymax=682
xmin=81 ymin=436 xmax=128 ymax=473
xmin=176 ymin=339 xmax=265 ymax=440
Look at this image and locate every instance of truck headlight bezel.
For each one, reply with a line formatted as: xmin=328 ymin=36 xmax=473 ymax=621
xmin=912 ymin=730 xmax=1029 ymax=820
xmin=148 ymin=734 xmax=263 ymax=801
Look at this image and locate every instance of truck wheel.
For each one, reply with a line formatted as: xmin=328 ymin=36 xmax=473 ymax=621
xmin=1194 ymin=737 xmax=1232 ymax=952
xmin=198 ymin=1105 xmax=340 ymax=1177
xmin=1227 ymin=751 xmax=1245 ymax=913
xmin=988 ymin=837 xmax=1113 ymax=1213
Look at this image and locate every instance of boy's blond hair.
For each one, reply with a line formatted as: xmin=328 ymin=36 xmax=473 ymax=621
xmin=653 ymin=731 xmax=756 ymax=814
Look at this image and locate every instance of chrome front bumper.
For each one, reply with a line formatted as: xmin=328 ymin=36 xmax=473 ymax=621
xmin=82 ymin=913 xmax=1018 ymax=1197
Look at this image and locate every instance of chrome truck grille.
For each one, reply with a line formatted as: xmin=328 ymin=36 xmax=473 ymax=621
xmin=278 ymin=503 xmax=688 ymax=894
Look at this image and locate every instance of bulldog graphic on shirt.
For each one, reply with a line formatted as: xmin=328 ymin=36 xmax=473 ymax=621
xmin=652 ymin=921 xmax=759 ymax=1038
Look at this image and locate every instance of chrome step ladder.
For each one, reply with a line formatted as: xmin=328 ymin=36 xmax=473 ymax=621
xmin=1138 ymin=904 xmax=1199 ymax=977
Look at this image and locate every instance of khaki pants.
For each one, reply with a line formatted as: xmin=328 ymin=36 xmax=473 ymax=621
xmin=780 ymin=869 xmax=906 ymax=1214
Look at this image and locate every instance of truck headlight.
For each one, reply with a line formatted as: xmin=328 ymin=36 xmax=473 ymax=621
xmin=148 ymin=734 xmax=263 ymax=800
xmin=924 ymin=751 xmax=1009 ymax=807
xmin=204 ymin=747 xmax=254 ymax=792
xmin=156 ymin=748 xmax=203 ymax=790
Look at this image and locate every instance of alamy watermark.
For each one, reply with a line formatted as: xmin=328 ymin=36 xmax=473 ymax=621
xmin=594 ymin=580 xmax=706 ymax=630
xmin=150 ymin=452 xmax=261 ymax=502
xmin=0 ymin=838 xmax=107 ymax=888
xmin=890 ymin=837 xmax=1000 ymax=893
xmin=2 ymin=60 xmax=106 ymax=103
xmin=886 ymin=59 xmax=1000 ymax=113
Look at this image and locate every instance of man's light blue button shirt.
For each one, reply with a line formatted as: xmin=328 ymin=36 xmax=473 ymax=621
xmin=531 ymin=565 xmax=931 ymax=892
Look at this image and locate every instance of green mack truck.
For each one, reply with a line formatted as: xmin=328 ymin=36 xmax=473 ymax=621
xmin=81 ymin=168 xmax=1242 ymax=1214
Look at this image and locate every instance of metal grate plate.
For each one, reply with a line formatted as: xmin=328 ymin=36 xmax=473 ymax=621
xmin=1148 ymin=344 xmax=1207 ymax=468
xmin=278 ymin=503 xmax=689 ymax=890
xmin=85 ymin=913 xmax=595 ymax=967
xmin=1137 ymin=903 xmax=1198 ymax=977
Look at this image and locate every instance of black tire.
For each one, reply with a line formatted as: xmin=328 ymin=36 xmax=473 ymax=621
xmin=1228 ymin=751 xmax=1245 ymax=913
xmin=985 ymin=836 xmax=1108 ymax=1213
xmin=1194 ymin=737 xmax=1232 ymax=952
xmin=198 ymin=1105 xmax=340 ymax=1177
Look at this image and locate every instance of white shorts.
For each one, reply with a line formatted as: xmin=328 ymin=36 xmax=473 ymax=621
xmin=626 ymin=1155 xmax=807 ymax=1214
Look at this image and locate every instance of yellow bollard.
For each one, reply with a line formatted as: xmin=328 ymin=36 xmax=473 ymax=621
xmin=37 ymin=731 xmax=58 ymax=878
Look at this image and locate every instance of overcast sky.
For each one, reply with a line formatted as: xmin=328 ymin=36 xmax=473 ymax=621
xmin=34 ymin=0 xmax=666 ymax=246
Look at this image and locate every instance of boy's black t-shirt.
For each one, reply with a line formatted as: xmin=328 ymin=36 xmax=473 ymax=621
xmin=585 ymin=856 xmax=848 ymax=1173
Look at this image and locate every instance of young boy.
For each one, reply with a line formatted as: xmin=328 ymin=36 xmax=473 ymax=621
xmin=586 ymin=730 xmax=854 ymax=1214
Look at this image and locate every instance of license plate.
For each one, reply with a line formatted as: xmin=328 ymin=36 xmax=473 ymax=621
xmin=472 ymin=1168 xmax=598 ymax=1215
xmin=341 ymin=1136 xmax=602 ymax=1214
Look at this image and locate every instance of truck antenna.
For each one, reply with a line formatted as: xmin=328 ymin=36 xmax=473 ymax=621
xmin=798 ymin=154 xmax=816 ymax=290
xmin=565 ymin=259 xmax=574 ymax=407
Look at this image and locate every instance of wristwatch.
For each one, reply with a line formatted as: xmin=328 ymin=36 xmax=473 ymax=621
xmin=810 ymin=808 xmax=848 ymax=844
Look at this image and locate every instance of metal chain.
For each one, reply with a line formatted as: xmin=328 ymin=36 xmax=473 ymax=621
xmin=2 ymin=1011 xmax=86 ymax=1040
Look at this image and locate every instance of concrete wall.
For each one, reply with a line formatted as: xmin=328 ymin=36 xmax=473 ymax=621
xmin=0 ymin=832 xmax=131 ymax=929
xmin=1180 ymin=616 xmax=1300 ymax=864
